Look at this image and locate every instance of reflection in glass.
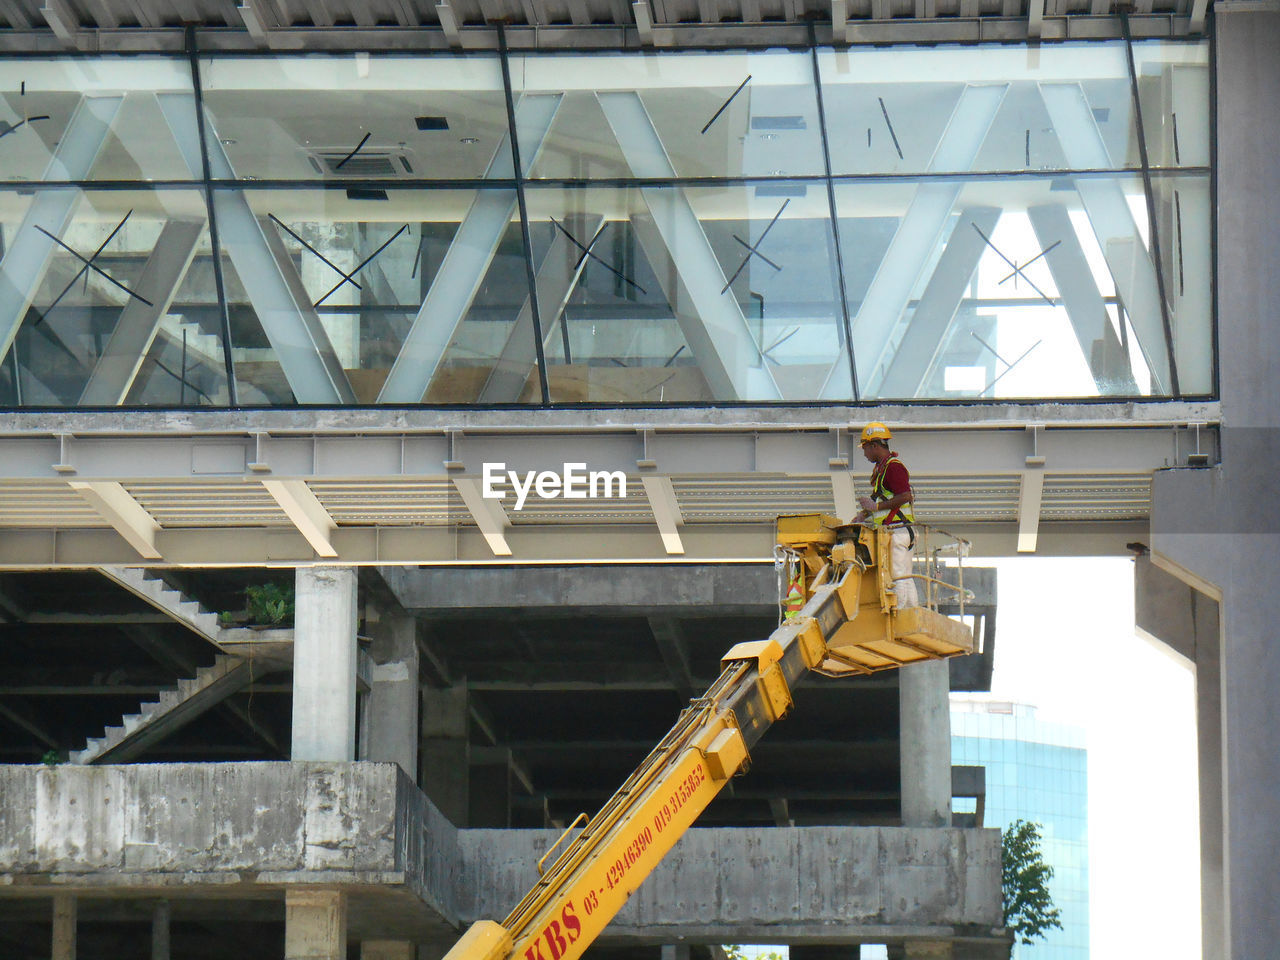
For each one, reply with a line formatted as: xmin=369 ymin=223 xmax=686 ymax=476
xmin=198 ymin=55 xmax=511 ymax=181
xmin=1151 ymin=174 xmax=1211 ymax=394
xmin=0 ymin=39 xmax=1212 ymax=408
xmin=0 ymin=59 xmax=197 ymax=182
xmin=222 ymin=187 xmax=531 ymax=405
xmin=523 ymin=183 xmax=845 ymax=402
xmin=512 ymin=51 xmax=826 ymax=180
xmin=0 ymin=188 xmax=227 ymax=406
xmin=820 ymin=43 xmax=1153 ymax=176
xmin=1129 ymin=41 xmax=1210 ymax=169
xmin=835 ymin=174 xmax=1210 ymax=401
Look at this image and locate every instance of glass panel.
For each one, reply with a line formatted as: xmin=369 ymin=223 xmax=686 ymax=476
xmin=819 ymin=42 xmax=1141 ymax=175
xmin=0 ymin=58 xmax=197 ymax=182
xmin=0 ymin=187 xmax=228 ymax=407
xmin=836 ymin=173 xmax=1209 ymax=401
xmin=198 ymin=55 xmax=511 ymax=182
xmin=219 ymin=186 xmax=531 ymax=405
xmin=513 ymin=51 xmax=826 ymax=180
xmin=1130 ymin=41 xmax=1210 ymax=169
xmin=525 ymin=182 xmax=845 ymax=403
xmin=1152 ymin=173 xmax=1212 ymax=394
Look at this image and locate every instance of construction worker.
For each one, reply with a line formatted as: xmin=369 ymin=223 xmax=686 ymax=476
xmin=853 ymin=422 xmax=918 ymax=609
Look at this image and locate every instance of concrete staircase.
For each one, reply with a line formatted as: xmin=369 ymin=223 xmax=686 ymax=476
xmin=158 ymin=316 xmax=225 ymax=367
xmin=71 ymin=653 xmax=274 ymax=764
xmin=96 ymin=566 xmax=223 ymax=647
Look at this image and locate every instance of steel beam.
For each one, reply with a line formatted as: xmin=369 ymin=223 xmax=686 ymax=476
xmin=156 ymin=93 xmax=357 ymax=404
xmin=597 ymin=90 xmax=782 ymax=401
xmin=831 ymin=0 xmax=848 ymax=41
xmin=0 ymin=700 xmax=59 ymax=749
xmin=1026 ymin=203 xmax=1138 ymax=395
xmin=452 ymin=477 xmax=513 ymax=557
xmin=648 ymin=616 xmax=697 ymax=700
xmin=640 ymin=474 xmax=685 ymax=555
xmin=78 ymin=220 xmax=207 ymax=406
xmin=40 ymin=0 xmax=80 ymax=46
xmin=822 ymin=84 xmax=1009 ymax=399
xmin=0 ymin=519 xmax=1146 ymax=568
xmin=1027 ymin=0 xmax=1044 ymax=36
xmin=1038 ymin=81 xmax=1173 ymax=394
xmin=0 ymin=96 xmax=123 ymax=364
xmin=1016 ymin=461 xmax=1045 ymax=553
xmin=435 ymin=2 xmax=462 ymax=47
xmin=262 ymin=479 xmax=339 ymax=558
xmin=377 ymin=94 xmax=562 ymax=404
xmin=66 ymin=481 xmax=163 ymax=560
xmin=876 ymin=206 xmax=1001 ymax=399
xmin=479 ymin=213 xmax=605 ymax=403
xmin=0 ymin=422 xmax=1208 ymax=480
xmin=1189 ymin=0 xmax=1208 ymax=31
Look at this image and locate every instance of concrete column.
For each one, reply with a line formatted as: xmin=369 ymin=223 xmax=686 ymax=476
xmin=660 ymin=946 xmax=689 ymax=960
xmin=362 ymin=942 xmax=415 ymax=960
xmin=359 ymin=613 xmax=419 ymax=776
xmin=421 ymin=682 xmax=470 ymax=825
xmin=151 ymin=900 xmax=170 ymax=960
xmin=52 ymin=893 xmax=75 ymax=960
xmin=292 ymin=567 xmax=359 ymax=761
xmin=1152 ymin=12 xmax=1280 ymax=960
xmin=285 ymin=889 xmax=347 ymax=960
xmin=1135 ymin=556 xmax=1223 ymax=960
xmin=469 ymin=750 xmax=512 ymax=828
xmin=899 ymin=659 xmax=952 ymax=826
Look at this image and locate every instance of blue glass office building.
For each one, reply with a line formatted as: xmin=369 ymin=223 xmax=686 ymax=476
xmin=952 ymin=700 xmax=1089 ymax=960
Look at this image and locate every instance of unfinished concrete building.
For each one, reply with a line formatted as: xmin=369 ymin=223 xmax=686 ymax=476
xmin=0 ymin=3 xmax=1273 ymax=960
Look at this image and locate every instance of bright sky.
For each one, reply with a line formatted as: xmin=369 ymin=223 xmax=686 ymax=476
xmin=985 ymin=556 xmax=1201 ymax=958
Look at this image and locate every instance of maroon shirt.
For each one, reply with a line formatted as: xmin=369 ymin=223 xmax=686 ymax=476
xmin=871 ymin=454 xmax=912 ymax=524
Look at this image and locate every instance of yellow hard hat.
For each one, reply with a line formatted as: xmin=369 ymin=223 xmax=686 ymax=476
xmin=860 ymin=422 xmax=892 ymax=444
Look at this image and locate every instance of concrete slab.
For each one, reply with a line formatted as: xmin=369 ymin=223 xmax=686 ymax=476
xmin=1 ymin=762 xmax=1005 ymax=952
xmin=457 ymin=825 xmax=1003 ymax=942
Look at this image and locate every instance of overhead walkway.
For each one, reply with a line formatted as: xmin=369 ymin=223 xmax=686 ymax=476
xmin=0 ymin=409 xmax=1217 ymax=567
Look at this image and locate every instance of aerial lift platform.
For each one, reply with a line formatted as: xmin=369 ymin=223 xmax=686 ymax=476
xmin=446 ymin=515 xmax=976 ymax=960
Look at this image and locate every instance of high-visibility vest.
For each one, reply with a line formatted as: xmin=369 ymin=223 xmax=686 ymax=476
xmin=783 ymin=577 xmax=805 ymax=620
xmin=869 ymin=455 xmax=915 ymax=526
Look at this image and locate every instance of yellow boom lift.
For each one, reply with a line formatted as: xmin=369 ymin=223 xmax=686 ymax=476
xmin=446 ymin=515 xmax=976 ymax=960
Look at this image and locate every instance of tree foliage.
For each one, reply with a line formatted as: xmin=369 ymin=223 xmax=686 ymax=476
xmin=722 ymin=947 xmax=785 ymax=960
xmin=1001 ymin=819 xmax=1064 ymax=947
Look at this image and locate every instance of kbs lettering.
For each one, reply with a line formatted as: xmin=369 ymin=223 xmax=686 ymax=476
xmin=523 ymin=903 xmax=582 ymax=960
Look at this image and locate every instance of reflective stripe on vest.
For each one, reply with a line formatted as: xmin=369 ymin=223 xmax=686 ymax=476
xmin=870 ymin=456 xmax=915 ymax=526
xmin=783 ymin=574 xmax=805 ymax=620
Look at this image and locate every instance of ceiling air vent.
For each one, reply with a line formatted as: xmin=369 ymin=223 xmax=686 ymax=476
xmin=308 ymin=149 xmax=415 ymax=177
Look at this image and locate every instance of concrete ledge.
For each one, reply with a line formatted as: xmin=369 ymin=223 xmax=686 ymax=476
xmin=0 ymin=763 xmax=1006 ymax=952
xmin=0 ymin=762 xmax=458 ymax=932
xmin=461 ymin=825 xmax=1004 ymax=941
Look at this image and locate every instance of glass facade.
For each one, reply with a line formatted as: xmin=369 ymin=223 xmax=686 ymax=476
xmin=0 ymin=38 xmax=1210 ymax=408
xmin=952 ymin=700 xmax=1090 ymax=960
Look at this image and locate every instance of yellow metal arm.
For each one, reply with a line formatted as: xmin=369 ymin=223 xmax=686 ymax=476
xmin=441 ymin=516 xmax=974 ymax=960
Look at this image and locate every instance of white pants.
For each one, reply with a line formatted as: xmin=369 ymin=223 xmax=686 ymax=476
xmin=888 ymin=526 xmax=918 ymax=609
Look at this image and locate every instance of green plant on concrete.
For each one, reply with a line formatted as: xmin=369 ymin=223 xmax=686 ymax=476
xmin=41 ymin=749 xmax=62 ymax=766
xmin=1002 ymin=819 xmax=1064 ymax=947
xmin=245 ymin=582 xmax=295 ymax=626
xmin=723 ymin=948 xmax=786 ymax=960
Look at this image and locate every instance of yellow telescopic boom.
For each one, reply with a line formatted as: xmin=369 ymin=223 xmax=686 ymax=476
xmin=442 ymin=517 xmax=975 ymax=960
